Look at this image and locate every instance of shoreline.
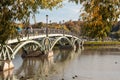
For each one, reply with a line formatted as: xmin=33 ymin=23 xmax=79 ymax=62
xmin=84 ymin=41 xmax=120 ymax=46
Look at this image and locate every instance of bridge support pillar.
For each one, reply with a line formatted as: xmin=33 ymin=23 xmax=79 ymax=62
xmin=48 ymin=50 xmax=53 ymax=57
xmin=0 ymin=60 xmax=14 ymax=71
xmin=73 ymin=45 xmax=76 ymax=51
xmin=44 ymin=50 xmax=53 ymax=57
xmin=80 ymin=41 xmax=84 ymax=46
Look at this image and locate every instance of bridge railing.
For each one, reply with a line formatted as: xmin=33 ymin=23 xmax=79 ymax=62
xmin=8 ymin=28 xmax=79 ymax=40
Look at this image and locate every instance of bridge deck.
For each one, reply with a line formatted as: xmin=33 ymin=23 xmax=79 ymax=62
xmin=7 ymin=32 xmax=79 ymax=44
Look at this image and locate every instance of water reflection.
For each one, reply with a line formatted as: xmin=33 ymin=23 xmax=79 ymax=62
xmin=11 ymin=48 xmax=81 ymax=80
xmin=2 ymin=46 xmax=120 ymax=80
xmin=0 ymin=69 xmax=14 ymax=80
xmin=84 ymin=46 xmax=120 ymax=55
xmin=1 ymin=48 xmax=80 ymax=80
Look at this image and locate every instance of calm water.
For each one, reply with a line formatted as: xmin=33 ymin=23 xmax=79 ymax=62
xmin=0 ymin=46 xmax=120 ymax=80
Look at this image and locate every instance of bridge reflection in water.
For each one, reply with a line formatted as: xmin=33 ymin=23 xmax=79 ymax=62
xmin=0 ymin=47 xmax=82 ymax=80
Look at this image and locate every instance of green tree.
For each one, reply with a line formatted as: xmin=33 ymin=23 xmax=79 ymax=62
xmin=70 ymin=0 xmax=120 ymax=40
xmin=0 ymin=0 xmax=63 ymax=44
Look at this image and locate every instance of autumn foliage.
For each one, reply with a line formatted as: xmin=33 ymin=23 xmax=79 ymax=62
xmin=70 ymin=0 xmax=120 ymax=40
xmin=0 ymin=0 xmax=63 ymax=43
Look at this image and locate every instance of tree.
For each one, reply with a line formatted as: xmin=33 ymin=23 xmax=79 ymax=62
xmin=69 ymin=0 xmax=120 ymax=40
xmin=0 ymin=0 xmax=63 ymax=44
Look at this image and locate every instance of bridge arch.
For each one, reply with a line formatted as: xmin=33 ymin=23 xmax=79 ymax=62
xmin=73 ymin=38 xmax=84 ymax=52
xmin=50 ymin=36 xmax=74 ymax=50
xmin=73 ymin=38 xmax=82 ymax=45
xmin=11 ymin=40 xmax=43 ymax=59
xmin=0 ymin=45 xmax=13 ymax=60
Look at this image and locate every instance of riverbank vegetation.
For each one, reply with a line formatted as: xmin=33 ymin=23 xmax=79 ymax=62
xmin=84 ymin=41 xmax=120 ymax=46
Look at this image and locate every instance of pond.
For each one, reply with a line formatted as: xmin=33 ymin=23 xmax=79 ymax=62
xmin=0 ymin=46 xmax=120 ymax=80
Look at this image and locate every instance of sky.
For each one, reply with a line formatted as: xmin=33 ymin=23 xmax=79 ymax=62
xmin=30 ymin=0 xmax=82 ymax=24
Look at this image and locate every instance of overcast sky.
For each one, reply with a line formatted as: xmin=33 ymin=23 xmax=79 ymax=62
xmin=30 ymin=0 xmax=82 ymax=24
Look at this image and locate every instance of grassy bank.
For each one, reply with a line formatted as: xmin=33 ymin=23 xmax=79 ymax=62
xmin=84 ymin=41 xmax=120 ymax=46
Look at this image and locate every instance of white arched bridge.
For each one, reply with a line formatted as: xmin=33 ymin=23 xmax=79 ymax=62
xmin=0 ymin=28 xmax=83 ymax=61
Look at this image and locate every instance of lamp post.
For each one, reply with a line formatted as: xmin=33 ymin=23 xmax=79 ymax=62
xmin=59 ymin=21 xmax=61 ymax=29
xmin=59 ymin=21 xmax=61 ymax=26
xmin=49 ymin=20 xmax=52 ymax=29
xmin=62 ymin=20 xmax=64 ymax=35
xmin=49 ymin=20 xmax=51 ymax=24
xmin=59 ymin=21 xmax=62 ymax=33
xmin=46 ymin=15 xmax=48 ymax=37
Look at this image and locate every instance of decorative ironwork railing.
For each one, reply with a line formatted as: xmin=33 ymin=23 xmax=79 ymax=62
xmin=9 ymin=28 xmax=79 ymax=40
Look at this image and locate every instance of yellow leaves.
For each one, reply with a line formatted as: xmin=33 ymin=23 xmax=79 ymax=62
xmin=39 ymin=0 xmax=63 ymax=9
xmin=91 ymin=0 xmax=94 ymax=6
xmin=95 ymin=21 xmax=102 ymax=28
xmin=55 ymin=25 xmax=61 ymax=29
xmin=63 ymin=25 xmax=69 ymax=32
xmin=94 ymin=6 xmax=100 ymax=12
xmin=31 ymin=0 xmax=35 ymax=4
xmin=92 ymin=6 xmax=100 ymax=16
